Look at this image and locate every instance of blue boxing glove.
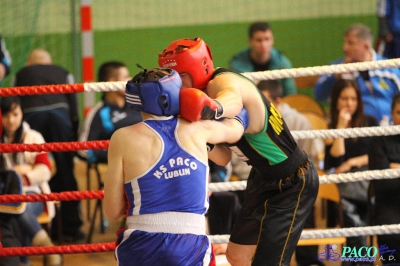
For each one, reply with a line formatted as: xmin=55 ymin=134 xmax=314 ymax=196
xmin=233 ymin=108 xmax=249 ymax=131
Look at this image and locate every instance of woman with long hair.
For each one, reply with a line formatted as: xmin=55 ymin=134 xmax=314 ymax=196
xmin=325 ymin=78 xmax=378 ymax=173
xmin=324 ymin=78 xmax=378 ymax=262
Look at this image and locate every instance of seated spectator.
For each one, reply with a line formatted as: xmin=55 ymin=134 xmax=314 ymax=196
xmin=314 ymin=23 xmax=400 ymax=126
xmin=0 ymin=167 xmax=23 ymax=266
xmin=229 ymin=21 xmax=297 ymax=96
xmin=324 ymin=78 xmax=378 ymax=257
xmin=1 ymin=96 xmax=62 ymax=266
xmin=78 ymin=61 xmax=142 ymax=163
xmin=368 ymin=92 xmax=400 ymax=264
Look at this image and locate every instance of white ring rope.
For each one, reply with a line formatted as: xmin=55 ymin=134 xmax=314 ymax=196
xmin=208 ymin=169 xmax=400 ymax=192
xmin=81 ymin=58 xmax=400 ymax=93
xmin=241 ymin=58 xmax=400 ymax=84
xmin=209 ymin=224 xmax=400 ymax=244
xmin=292 ymin=125 xmax=400 ymax=139
xmin=301 ymin=224 xmax=400 ymax=239
xmin=84 ymin=81 xmax=126 ymax=92
xmin=319 ymin=169 xmax=400 ymax=184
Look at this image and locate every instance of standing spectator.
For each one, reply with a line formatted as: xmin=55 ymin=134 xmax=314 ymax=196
xmin=377 ymin=0 xmax=400 ymax=59
xmin=1 ymin=96 xmax=62 ymax=266
xmin=12 ymin=48 xmax=83 ymax=243
xmin=324 ymin=78 xmax=378 ymax=261
xmin=229 ymin=21 xmax=297 ymax=96
xmin=78 ymin=61 xmax=142 ymax=163
xmin=0 ymin=34 xmax=11 ymax=84
xmin=314 ymin=23 xmax=400 ymax=125
xmin=368 ymin=92 xmax=400 ymax=264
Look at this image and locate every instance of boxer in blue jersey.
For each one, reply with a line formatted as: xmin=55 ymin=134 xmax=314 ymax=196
xmin=159 ymin=38 xmax=319 ymax=266
xmin=103 ymin=68 xmax=249 ymax=266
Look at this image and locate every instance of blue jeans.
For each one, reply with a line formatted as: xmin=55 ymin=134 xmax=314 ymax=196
xmin=19 ymin=192 xmax=44 ymax=239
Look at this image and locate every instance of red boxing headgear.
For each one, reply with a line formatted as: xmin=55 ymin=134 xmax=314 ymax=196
xmin=158 ymin=37 xmax=214 ymax=90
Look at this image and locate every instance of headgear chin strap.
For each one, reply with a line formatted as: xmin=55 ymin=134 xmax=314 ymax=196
xmin=158 ymin=37 xmax=214 ymax=90
xmin=125 ymin=68 xmax=181 ymax=116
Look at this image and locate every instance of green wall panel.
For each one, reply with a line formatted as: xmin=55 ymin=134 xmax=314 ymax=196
xmin=93 ymin=14 xmax=377 ymax=78
xmin=1 ymin=12 xmax=377 ymax=119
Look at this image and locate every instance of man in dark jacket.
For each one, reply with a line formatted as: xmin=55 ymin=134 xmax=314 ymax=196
xmin=12 ymin=48 xmax=83 ymax=243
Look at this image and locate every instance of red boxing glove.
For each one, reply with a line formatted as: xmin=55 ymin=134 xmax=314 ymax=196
xmin=180 ymin=88 xmax=224 ymax=122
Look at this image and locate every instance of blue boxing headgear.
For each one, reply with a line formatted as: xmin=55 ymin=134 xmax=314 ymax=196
xmin=125 ymin=68 xmax=181 ymax=116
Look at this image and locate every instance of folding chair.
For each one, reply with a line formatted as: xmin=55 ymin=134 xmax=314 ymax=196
xmin=282 ymin=94 xmax=327 ymax=118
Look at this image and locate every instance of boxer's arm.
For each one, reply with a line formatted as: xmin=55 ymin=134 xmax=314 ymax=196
xmin=205 ymin=108 xmax=248 ymax=165
xmin=203 ymin=107 xmax=248 ymax=144
xmin=206 ymin=73 xmax=244 ymax=118
xmin=104 ymin=131 xmax=126 ymax=221
xmin=208 ymin=144 xmax=232 ymax=166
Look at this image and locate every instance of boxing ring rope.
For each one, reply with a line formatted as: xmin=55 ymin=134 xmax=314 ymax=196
xmin=0 ymin=190 xmax=104 ymax=203
xmin=2 ymin=58 xmax=400 ymax=257
xmin=208 ymin=168 xmax=400 ymax=192
xmin=0 ymin=140 xmax=109 ymax=153
xmin=291 ymin=125 xmax=400 ymax=139
xmin=241 ymin=58 xmax=400 ymax=84
xmin=3 ymin=223 xmax=400 ymax=257
xmin=1 ymin=58 xmax=400 ymax=97
xmin=0 ymin=168 xmax=398 ymax=198
xmin=0 ymin=243 xmax=115 ymax=257
xmin=0 ymin=125 xmax=399 ymax=153
xmin=209 ymin=224 xmax=400 ymax=244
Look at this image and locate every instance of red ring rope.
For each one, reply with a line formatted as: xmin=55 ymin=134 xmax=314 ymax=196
xmin=0 ymin=84 xmax=85 ymax=97
xmin=0 ymin=243 xmax=115 ymax=256
xmin=0 ymin=140 xmax=109 ymax=153
xmin=0 ymin=190 xmax=104 ymax=203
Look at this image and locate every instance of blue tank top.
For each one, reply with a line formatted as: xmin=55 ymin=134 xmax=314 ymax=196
xmin=124 ymin=117 xmax=209 ymax=216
